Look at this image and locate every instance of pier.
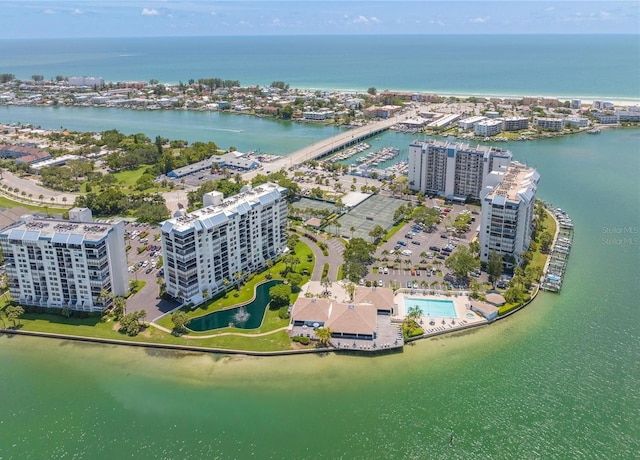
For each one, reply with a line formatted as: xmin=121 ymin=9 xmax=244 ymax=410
xmin=540 ymin=206 xmax=574 ymax=293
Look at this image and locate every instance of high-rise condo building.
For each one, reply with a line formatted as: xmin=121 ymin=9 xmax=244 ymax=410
xmin=160 ymin=183 xmax=288 ymax=304
xmin=479 ymin=162 xmax=540 ymax=266
xmin=407 ymin=140 xmax=512 ymax=200
xmin=0 ymin=209 xmax=128 ymax=311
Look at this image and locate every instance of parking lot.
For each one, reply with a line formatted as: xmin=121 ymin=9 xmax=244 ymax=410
xmin=362 ymin=202 xmax=486 ymax=290
xmin=122 ymin=222 xmax=178 ymax=320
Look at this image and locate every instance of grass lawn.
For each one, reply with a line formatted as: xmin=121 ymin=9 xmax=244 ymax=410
xmin=383 ymin=220 xmax=405 ymax=243
xmin=156 ymin=240 xmax=313 ymax=328
xmin=531 ymin=208 xmax=557 ymax=273
xmin=9 ymin=313 xmax=292 ymax=352
xmin=113 ymin=167 xmax=148 ymax=187
xmin=2 ymin=241 xmax=314 ymax=353
xmin=0 ymin=195 xmax=68 ymax=214
xmin=111 ymin=167 xmax=171 ymax=194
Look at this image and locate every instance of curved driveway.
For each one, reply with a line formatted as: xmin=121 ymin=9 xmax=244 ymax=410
xmin=298 ymin=231 xmax=344 ymax=281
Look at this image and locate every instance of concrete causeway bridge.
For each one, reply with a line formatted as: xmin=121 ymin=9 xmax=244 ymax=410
xmin=244 ymin=110 xmax=419 ymax=179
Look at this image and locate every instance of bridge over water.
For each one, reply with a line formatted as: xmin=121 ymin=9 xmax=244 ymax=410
xmin=244 ymin=110 xmax=419 ymax=179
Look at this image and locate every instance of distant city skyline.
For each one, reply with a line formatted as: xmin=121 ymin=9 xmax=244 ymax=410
xmin=0 ymin=1 xmax=638 ymax=39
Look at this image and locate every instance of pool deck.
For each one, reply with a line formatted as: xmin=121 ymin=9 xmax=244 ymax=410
xmin=393 ymin=290 xmax=488 ymax=337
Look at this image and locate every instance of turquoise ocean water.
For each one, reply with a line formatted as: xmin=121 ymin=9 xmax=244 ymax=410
xmin=1 ymin=35 xmax=639 ymax=99
xmin=0 ymin=35 xmax=639 ymax=459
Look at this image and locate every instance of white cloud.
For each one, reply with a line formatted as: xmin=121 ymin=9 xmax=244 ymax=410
xmin=469 ymin=16 xmax=489 ymax=24
xmin=545 ymin=7 xmax=555 ymax=12
xmin=43 ymin=8 xmax=55 ymax=15
xmin=71 ymin=8 xmax=82 ymax=15
xmin=353 ymin=15 xmax=380 ymax=25
xmin=141 ymin=8 xmax=159 ymax=16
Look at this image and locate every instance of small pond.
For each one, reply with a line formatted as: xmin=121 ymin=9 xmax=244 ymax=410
xmin=187 ymin=279 xmax=282 ymax=332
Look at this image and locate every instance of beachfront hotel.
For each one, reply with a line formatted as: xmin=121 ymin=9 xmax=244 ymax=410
xmin=160 ymin=183 xmax=288 ymax=304
xmin=0 ymin=208 xmax=128 ymax=311
xmin=407 ymin=140 xmax=512 ymax=200
xmin=479 ymin=162 xmax=539 ymax=266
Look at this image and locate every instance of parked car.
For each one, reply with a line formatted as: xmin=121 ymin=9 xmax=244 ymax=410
xmin=411 ymin=240 xmax=421 ymax=245
xmin=378 ymin=280 xmax=383 ymax=287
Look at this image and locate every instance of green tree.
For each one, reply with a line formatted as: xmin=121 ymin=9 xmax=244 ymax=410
xmin=445 ymin=246 xmax=480 ymax=279
xmin=407 ymin=305 xmax=422 ymax=322
xmin=119 ymin=312 xmax=141 ymax=336
xmin=342 ymin=237 xmax=375 ymax=282
xmin=5 ymin=305 xmax=24 ymax=327
xmin=287 ymin=233 xmax=300 ymax=251
xmin=487 ymin=250 xmax=504 ymax=287
xmin=171 ymin=310 xmax=191 ymax=334
xmin=539 ymin=232 xmax=553 ymax=253
xmin=315 ymin=326 xmax=333 ymax=347
xmin=112 ymin=296 xmax=126 ymax=321
xmin=367 ymin=87 xmax=377 ymax=95
xmin=269 ymin=283 xmax=291 ymax=308
xmin=286 ymin=272 xmax=303 ymax=293
xmin=369 ymin=224 xmax=385 ymax=243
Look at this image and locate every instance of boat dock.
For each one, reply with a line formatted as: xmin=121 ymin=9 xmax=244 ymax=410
xmin=541 ymin=206 xmax=574 ymax=293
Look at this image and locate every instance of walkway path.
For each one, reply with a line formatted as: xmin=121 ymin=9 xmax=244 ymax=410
xmin=150 ymin=322 xmax=289 ymax=339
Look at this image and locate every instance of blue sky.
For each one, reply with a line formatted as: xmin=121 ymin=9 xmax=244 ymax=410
xmin=1 ymin=1 xmax=638 ymax=39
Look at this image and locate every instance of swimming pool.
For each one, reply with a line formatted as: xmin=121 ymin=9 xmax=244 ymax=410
xmin=405 ymin=298 xmax=457 ymax=318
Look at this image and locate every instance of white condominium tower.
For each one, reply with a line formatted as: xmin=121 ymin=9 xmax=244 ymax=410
xmin=0 ymin=209 xmax=128 ymax=311
xmin=479 ymin=162 xmax=540 ymax=266
xmin=408 ymin=140 xmax=512 ymax=200
xmin=161 ymin=183 xmax=288 ymax=304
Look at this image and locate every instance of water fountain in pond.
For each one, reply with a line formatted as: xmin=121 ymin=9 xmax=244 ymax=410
xmin=232 ymin=307 xmax=250 ymax=325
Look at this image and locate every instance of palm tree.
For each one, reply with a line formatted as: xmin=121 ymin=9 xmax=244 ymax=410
xmin=320 ymin=276 xmax=332 ymax=297
xmin=315 ymin=326 xmax=333 ymax=347
xmin=38 ymin=194 xmax=44 ymax=204
xmin=407 ymin=305 xmax=421 ymax=322
xmin=350 ymin=226 xmax=355 ymax=239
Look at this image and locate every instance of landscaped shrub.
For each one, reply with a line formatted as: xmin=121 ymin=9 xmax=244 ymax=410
xmin=278 ymin=306 xmax=290 ymax=319
xmin=292 ymin=335 xmax=311 ymax=345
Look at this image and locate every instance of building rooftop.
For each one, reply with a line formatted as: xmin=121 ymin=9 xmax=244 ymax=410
xmin=161 ymin=182 xmax=285 ymax=234
xmin=485 ymin=162 xmax=539 ymax=204
xmin=410 ymin=139 xmax=512 ymax=158
xmin=0 ymin=217 xmax=114 ymax=243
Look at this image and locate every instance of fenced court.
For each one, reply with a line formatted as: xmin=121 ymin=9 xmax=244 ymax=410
xmin=291 ymin=197 xmax=338 ymax=216
xmin=333 ymin=195 xmax=405 ymax=241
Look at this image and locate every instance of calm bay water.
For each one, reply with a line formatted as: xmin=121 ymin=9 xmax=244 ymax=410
xmin=0 ymin=121 xmax=638 ymax=459
xmin=0 ymin=34 xmax=639 ymax=459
